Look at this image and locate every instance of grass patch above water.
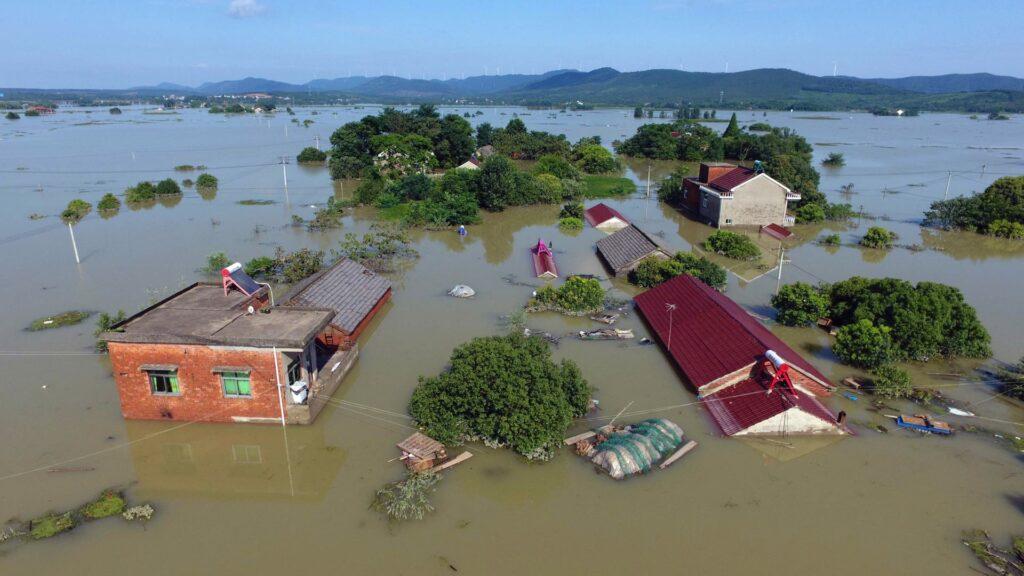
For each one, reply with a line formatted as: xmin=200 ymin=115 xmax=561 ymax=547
xmin=582 ymin=175 xmax=636 ymax=198
xmin=378 ymin=203 xmax=412 ymax=221
xmin=237 ymin=199 xmax=276 ymax=206
xmin=80 ymin=491 xmax=126 ymax=520
xmin=29 ymin=513 xmax=75 ymax=540
xmin=27 ymin=311 xmax=92 ymax=331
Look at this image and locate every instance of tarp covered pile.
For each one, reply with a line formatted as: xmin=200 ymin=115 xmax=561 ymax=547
xmin=590 ymin=418 xmax=684 ymax=479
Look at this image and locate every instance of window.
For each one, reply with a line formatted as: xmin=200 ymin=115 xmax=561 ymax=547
xmin=221 ymin=371 xmax=252 ymax=397
xmin=701 ymin=195 xmax=709 ymax=209
xmin=286 ymin=357 xmax=302 ymax=385
xmin=682 ymin=189 xmax=688 ymax=200
xmin=148 ymin=370 xmax=180 ymax=395
xmin=725 ymin=218 xmax=733 ymax=224
xmin=232 ymin=445 xmax=262 ymax=464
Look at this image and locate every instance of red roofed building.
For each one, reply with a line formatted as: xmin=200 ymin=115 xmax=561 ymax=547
xmin=680 ymin=162 xmax=799 ymax=228
xmin=634 ymin=275 xmax=845 ymax=436
xmin=583 ymin=202 xmax=630 ymax=232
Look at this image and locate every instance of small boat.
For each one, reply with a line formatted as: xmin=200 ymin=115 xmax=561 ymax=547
xmin=896 ymin=414 xmax=953 ymax=435
xmin=531 ymin=239 xmax=558 ymax=279
xmin=578 ymin=328 xmax=634 ymax=341
xmin=590 ymin=313 xmax=619 ymax=325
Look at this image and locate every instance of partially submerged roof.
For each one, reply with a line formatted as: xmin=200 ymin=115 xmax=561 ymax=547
xmin=397 ymin=432 xmax=445 ymax=459
xmin=633 ymin=275 xmax=832 ymax=390
xmin=104 ymin=283 xmax=333 ymax=349
xmin=702 ymin=378 xmax=841 ymax=436
xmin=761 ymin=223 xmax=794 ymax=241
xmin=595 ymin=225 xmax=669 ymax=272
xmin=584 ymin=203 xmax=629 ymax=227
xmin=283 ymin=258 xmax=391 ymax=333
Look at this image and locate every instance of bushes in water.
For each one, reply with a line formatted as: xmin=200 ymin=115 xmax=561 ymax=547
xmin=155 ymin=178 xmax=182 ymax=196
xmin=559 ymin=201 xmax=584 ymax=220
xmin=97 ymin=193 xmax=120 ymax=212
xmin=702 ymin=230 xmax=761 ymax=260
xmin=125 ymin=181 xmax=157 ymax=203
xmin=871 ymin=365 xmax=914 ymax=399
xmin=998 ymin=357 xmax=1024 ymax=400
xmin=204 ymin=252 xmax=230 ymax=274
xmin=558 ymin=217 xmax=583 ymax=231
xmin=308 ymin=196 xmax=349 ymax=230
xmin=629 ymin=252 xmax=727 ymax=291
xmin=988 ymin=218 xmax=1024 ymax=239
xmin=278 ymin=248 xmax=323 ymax=283
xmin=771 ymin=282 xmax=829 ymax=326
xmin=408 ymin=333 xmax=590 ymax=459
xmin=531 ymin=276 xmax=605 ymax=313
xmin=27 ymin=311 xmax=92 ymax=331
xmin=822 ymin=152 xmax=845 ymax=167
xmin=924 ymin=175 xmax=1024 ymax=233
xmin=22 ymin=489 xmax=133 ymax=541
xmin=833 ymin=319 xmax=895 ymax=369
xmin=860 ymin=226 xmax=897 ymax=249
xmin=297 ymin=146 xmax=327 ymax=163
xmin=370 ymin=471 xmax=441 ymax=522
xmin=94 ymin=310 xmax=126 ymax=352
xmin=195 ymin=173 xmax=218 ymax=189
xmin=334 ymin=225 xmax=417 ymax=272
xmin=244 ymin=256 xmax=278 ymax=278
xmin=61 ymin=199 xmax=92 ymax=223
xmin=822 ymin=233 xmax=841 ymax=246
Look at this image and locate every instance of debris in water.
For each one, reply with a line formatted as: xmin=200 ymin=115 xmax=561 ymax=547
xmin=448 ymin=285 xmax=475 ymax=298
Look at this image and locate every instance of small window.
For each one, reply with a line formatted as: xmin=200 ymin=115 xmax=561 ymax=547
xmin=725 ymin=218 xmax=733 ymax=224
xmin=701 ymin=196 xmax=709 ymax=209
xmin=682 ymin=189 xmax=688 ymax=200
xmin=286 ymin=357 xmax=302 ymax=385
xmin=232 ymin=445 xmax=262 ymax=464
xmin=148 ymin=370 xmax=180 ymax=395
xmin=221 ymin=371 xmax=252 ymax=397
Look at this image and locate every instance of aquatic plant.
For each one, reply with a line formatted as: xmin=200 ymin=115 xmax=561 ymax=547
xmin=870 ymin=365 xmax=914 ymax=399
xmin=237 ymin=199 xmax=275 ymax=206
xmin=121 ymin=504 xmax=155 ymax=523
xmin=702 ymin=230 xmax=762 ymax=260
xmin=27 ymin=310 xmax=92 ymax=331
xmin=370 ymin=472 xmax=441 ymax=522
xmin=29 ymin=513 xmax=75 ymax=540
xmin=860 ymin=226 xmax=897 ymax=249
xmin=80 ymin=490 xmax=125 ymax=519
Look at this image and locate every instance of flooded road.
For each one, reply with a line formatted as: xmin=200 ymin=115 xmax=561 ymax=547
xmin=0 ymin=106 xmax=1022 ymax=574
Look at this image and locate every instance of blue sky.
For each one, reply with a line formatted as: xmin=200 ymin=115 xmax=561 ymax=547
xmin=3 ymin=0 xmax=1023 ymax=88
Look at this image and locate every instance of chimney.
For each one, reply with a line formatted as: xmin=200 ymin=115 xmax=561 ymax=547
xmin=699 ymin=162 xmax=735 ymax=184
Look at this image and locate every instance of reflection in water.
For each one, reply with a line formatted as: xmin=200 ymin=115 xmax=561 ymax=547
xmin=125 ymin=420 xmax=346 ymax=501
xmin=920 ymin=227 xmax=1024 ymax=261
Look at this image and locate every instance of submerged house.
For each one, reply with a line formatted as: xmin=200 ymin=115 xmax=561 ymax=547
xmin=103 ymin=260 xmax=390 ymax=425
xmin=634 ymin=275 xmax=845 ymax=436
xmin=584 ymin=203 xmax=630 ymax=232
xmin=680 ymin=162 xmax=799 ymax=228
xmin=595 ymin=224 xmax=671 ymax=277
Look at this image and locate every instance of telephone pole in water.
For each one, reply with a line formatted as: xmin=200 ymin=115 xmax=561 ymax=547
xmin=944 ymin=171 xmax=951 ymax=200
xmin=315 ymin=134 xmax=321 ymax=151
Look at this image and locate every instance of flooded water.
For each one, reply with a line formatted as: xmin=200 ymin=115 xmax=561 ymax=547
xmin=1 ymin=106 xmax=1022 ymax=575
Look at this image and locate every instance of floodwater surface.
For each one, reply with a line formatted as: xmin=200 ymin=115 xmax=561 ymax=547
xmin=0 ymin=106 xmax=1022 ymax=575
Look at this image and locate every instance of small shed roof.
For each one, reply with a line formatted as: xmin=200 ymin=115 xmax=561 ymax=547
xmin=595 ymin=225 xmax=668 ymax=272
xmin=284 ymin=259 xmax=391 ymax=333
xmin=584 ymin=203 xmax=629 ymax=227
xmin=397 ymin=432 xmax=445 ymax=459
xmin=761 ymin=223 xmax=793 ymax=241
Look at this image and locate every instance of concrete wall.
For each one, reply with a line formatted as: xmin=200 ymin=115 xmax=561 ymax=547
xmin=108 ymin=342 xmax=288 ymax=423
xmin=717 ymin=176 xmax=789 ymax=227
xmin=699 ymin=188 xmax=723 ymax=224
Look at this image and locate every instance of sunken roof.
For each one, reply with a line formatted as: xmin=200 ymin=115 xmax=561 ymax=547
xmin=633 ymin=274 xmax=832 ymax=390
xmin=397 ymin=432 xmax=445 ymax=459
xmin=595 ymin=225 xmax=669 ymax=272
xmin=103 ymin=283 xmax=333 ymax=349
xmin=701 ymin=377 xmax=840 ymax=436
xmin=584 ymin=203 xmax=629 ymax=227
xmin=283 ymin=258 xmax=391 ymax=333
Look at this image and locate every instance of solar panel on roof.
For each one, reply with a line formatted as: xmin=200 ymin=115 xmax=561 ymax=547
xmin=221 ymin=262 xmax=261 ymax=296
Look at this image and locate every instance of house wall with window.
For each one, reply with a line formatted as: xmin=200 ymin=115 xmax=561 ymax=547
xmin=108 ymin=342 xmax=289 ymax=423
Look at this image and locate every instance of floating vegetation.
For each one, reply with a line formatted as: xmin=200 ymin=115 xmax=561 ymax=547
xmin=237 ymin=199 xmax=276 ymax=206
xmin=27 ymin=310 xmax=92 ymax=331
xmin=28 ymin=213 xmax=45 ymax=220
xmin=370 ymin=472 xmax=442 ymax=522
xmin=122 ymin=504 xmax=154 ymax=522
xmin=2 ymin=489 xmax=152 ymax=547
xmin=79 ymin=490 xmax=125 ymax=520
xmin=962 ymin=529 xmax=1024 ymax=575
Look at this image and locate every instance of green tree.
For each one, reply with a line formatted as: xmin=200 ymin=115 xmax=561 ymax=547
xmin=723 ymin=113 xmax=742 ymax=138
xmin=433 ymin=114 xmax=475 ymax=168
xmin=771 ymin=282 xmax=829 ymax=326
xmin=534 ymin=154 xmax=582 ymax=181
xmin=796 ymin=202 xmax=826 ymax=223
xmin=97 ymin=193 xmax=121 ymax=212
xmin=532 ymin=276 xmax=605 ymax=312
xmin=476 ymin=155 xmax=520 ymax=211
xmin=871 ymin=365 xmax=914 ymax=399
xmin=833 ymin=319 xmax=895 ymax=369
xmin=5 ymin=112 xmax=19 ymax=120
xmin=703 ymin=230 xmax=761 ymax=260
xmin=61 ymin=199 xmax=92 ymax=223
xmin=988 ymin=219 xmax=1024 ymax=239
xmin=155 ymin=178 xmax=182 ymax=196
xmin=297 ymin=146 xmax=328 ymax=163
xmin=94 ymin=310 xmax=126 ymax=352
xmin=125 ymin=181 xmax=156 ymax=203
xmin=860 ymin=226 xmax=897 ymax=249
xmin=196 ymin=173 xmax=218 ymax=189
xmin=628 ymin=252 xmax=727 ymax=290
xmin=393 ymin=173 xmax=434 ymax=202
xmin=408 ymin=334 xmax=591 ymax=459
xmin=924 ymin=176 xmax=1024 ymax=231
xmin=633 ymin=106 xmax=644 ymax=119
xmin=574 ymin=144 xmax=619 ymax=174
xmin=559 ymin=201 xmax=584 ymax=220
xmin=475 ymin=122 xmax=493 ymax=147
xmin=822 ymin=152 xmax=846 ymax=167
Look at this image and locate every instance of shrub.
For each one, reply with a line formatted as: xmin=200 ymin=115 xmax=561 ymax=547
xmin=278 ymin=248 xmax=323 ymax=283
xmin=924 ymin=176 xmax=1024 ymax=232
xmin=822 ymin=152 xmax=845 ymax=167
xmin=95 ymin=310 xmax=126 ymax=352
xmin=195 ymin=173 xmax=218 ymax=189
xmin=833 ymin=319 xmax=895 ymax=369
xmin=371 ymin=471 xmax=441 ymax=522
xmin=703 ymin=230 xmax=761 ymax=260
xmin=533 ymin=154 xmax=582 ymax=181
xmin=80 ymin=491 xmax=125 ymax=520
xmin=988 ymin=219 xmax=1024 ymax=239
xmin=154 ymin=178 xmax=182 ymax=196
xmin=393 ymin=173 xmax=434 ymax=202
xmin=5 ymin=112 xmax=19 ymax=120
xmin=822 ymin=233 xmax=841 ymax=246
xmin=559 ymin=217 xmax=583 ymax=231
xmin=824 ymin=202 xmax=856 ymax=221
xmin=860 ymin=226 xmax=897 ymax=249
xmin=628 ymin=252 xmax=727 ymax=290
xmin=771 ymin=282 xmax=829 ymax=326
xmin=408 ymin=334 xmax=591 ymax=458
xmin=534 ymin=173 xmax=564 ymax=203
xmin=796 ymin=202 xmax=826 ymax=223
xmin=574 ymin=144 xmax=619 ymax=174
xmin=205 ymin=252 xmax=230 ymax=274
xmin=531 ymin=276 xmax=605 ymax=313
xmin=125 ymin=181 xmax=156 ymax=203
xmin=61 ymin=199 xmax=92 ymax=223
xmin=871 ymin=365 xmax=914 ymax=399
xmin=559 ymin=201 xmax=584 ymax=220
xmin=97 ymin=193 xmax=121 ymax=212
xmin=244 ymin=256 xmax=277 ymax=278
xmin=297 ymin=146 xmax=328 ymax=163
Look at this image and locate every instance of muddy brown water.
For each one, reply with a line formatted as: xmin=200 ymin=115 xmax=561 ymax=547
xmin=1 ymin=106 xmax=1022 ymax=574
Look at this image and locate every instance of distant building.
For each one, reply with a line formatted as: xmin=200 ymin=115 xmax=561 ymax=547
xmin=634 ymin=275 xmax=845 ymax=437
xmin=595 ymin=224 xmax=671 ymax=277
xmin=103 ymin=259 xmax=390 ymax=425
xmin=457 ymin=157 xmax=481 ymax=170
xmin=27 ymin=105 xmax=55 ymax=114
xmin=584 ymin=202 xmax=630 ymax=232
xmin=680 ymin=162 xmax=799 ymax=228
xmin=474 ymin=144 xmax=496 ymax=159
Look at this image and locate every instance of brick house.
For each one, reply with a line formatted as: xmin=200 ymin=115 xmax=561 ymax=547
xmin=103 ymin=259 xmax=391 ymax=425
xmin=680 ymin=162 xmax=799 ymax=228
xmin=634 ymin=274 xmax=846 ymax=436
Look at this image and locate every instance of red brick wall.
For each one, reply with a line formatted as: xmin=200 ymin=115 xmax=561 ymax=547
xmin=699 ymin=163 xmax=735 ymax=184
xmin=108 ymin=342 xmax=287 ymax=423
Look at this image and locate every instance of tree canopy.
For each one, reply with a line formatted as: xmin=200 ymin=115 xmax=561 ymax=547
xmin=924 ymin=176 xmax=1024 ymax=235
xmin=408 ymin=334 xmax=591 ymax=459
xmin=628 ymin=252 xmax=727 ymax=291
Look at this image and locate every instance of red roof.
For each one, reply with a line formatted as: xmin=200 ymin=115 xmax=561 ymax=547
xmin=701 ymin=377 xmax=839 ymax=436
xmin=584 ymin=203 xmax=628 ymax=227
xmin=531 ymin=239 xmax=558 ymax=278
xmin=761 ymin=223 xmax=793 ymax=241
xmin=633 ymin=275 xmax=831 ymax=390
xmin=709 ymin=167 xmax=757 ymax=193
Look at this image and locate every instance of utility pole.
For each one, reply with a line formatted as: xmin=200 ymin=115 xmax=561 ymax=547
xmin=645 ymin=164 xmax=652 ymax=221
xmin=775 ymin=245 xmax=787 ymax=296
xmin=665 ymin=303 xmax=677 ymax=350
xmin=68 ymin=222 xmax=80 ymax=264
xmin=980 ymin=164 xmax=986 ymax=180
xmin=280 ymin=156 xmax=289 ymax=188
xmin=944 ymin=171 xmax=951 ymax=200
xmin=719 ymin=91 xmax=724 ymax=105
xmin=314 ymin=134 xmax=321 ymax=151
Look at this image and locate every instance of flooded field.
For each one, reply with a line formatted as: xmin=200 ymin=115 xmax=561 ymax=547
xmin=1 ymin=106 xmax=1022 ymax=574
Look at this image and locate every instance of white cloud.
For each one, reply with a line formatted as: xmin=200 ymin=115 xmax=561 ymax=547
xmin=227 ymin=0 xmax=266 ymax=18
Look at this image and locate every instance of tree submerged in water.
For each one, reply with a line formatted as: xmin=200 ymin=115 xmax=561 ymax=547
xmin=370 ymin=471 xmax=441 ymax=522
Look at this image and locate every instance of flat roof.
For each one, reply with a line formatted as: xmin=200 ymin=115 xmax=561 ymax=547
xmin=104 ymin=283 xmax=334 ymax=349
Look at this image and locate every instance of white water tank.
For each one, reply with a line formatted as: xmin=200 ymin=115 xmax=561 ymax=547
xmin=289 ymin=381 xmax=308 ymax=405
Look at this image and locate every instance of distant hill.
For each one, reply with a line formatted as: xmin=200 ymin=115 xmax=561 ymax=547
xmin=195 ymin=77 xmax=303 ymax=94
xmin=864 ymin=73 xmax=1024 ymax=94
